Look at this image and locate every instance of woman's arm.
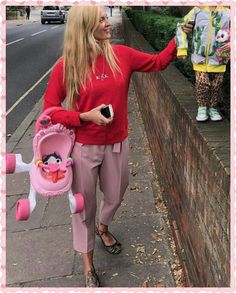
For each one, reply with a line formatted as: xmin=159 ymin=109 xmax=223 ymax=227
xmin=43 ymin=61 xmax=112 ymax=127
xmin=128 ymin=38 xmax=176 ymax=73
xmin=43 ymin=60 xmax=82 ymax=127
xmin=80 ymin=105 xmax=113 ymax=126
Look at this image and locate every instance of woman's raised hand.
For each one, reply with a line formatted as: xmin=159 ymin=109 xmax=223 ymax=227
xmin=80 ymin=104 xmax=113 ymax=126
xmin=182 ymin=23 xmax=194 ymax=34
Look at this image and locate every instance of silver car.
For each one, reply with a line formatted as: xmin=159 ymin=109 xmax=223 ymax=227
xmin=41 ymin=6 xmax=67 ymax=24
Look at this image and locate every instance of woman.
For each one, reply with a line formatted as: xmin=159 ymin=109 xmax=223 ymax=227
xmin=43 ymin=6 xmax=177 ymax=287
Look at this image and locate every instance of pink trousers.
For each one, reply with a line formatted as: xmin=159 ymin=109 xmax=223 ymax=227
xmin=71 ymin=139 xmax=129 ymax=253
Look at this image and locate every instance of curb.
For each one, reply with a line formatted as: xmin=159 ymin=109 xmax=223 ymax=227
xmin=7 ymin=99 xmax=42 ymax=153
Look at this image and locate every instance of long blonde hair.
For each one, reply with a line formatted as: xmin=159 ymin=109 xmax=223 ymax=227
xmin=63 ymin=6 xmax=120 ymax=110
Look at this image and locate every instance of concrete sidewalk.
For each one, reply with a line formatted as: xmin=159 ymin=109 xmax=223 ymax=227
xmin=6 ymin=8 xmax=41 ymax=29
xmin=6 ymin=8 xmax=185 ymax=288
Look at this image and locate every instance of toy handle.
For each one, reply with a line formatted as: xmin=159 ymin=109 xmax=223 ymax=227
xmin=34 ymin=115 xmax=51 ymax=133
xmin=35 ymin=106 xmax=65 ymax=133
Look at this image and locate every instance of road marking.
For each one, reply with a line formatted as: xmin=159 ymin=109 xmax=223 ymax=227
xmin=6 ymin=66 xmax=53 ymax=116
xmin=51 ymin=26 xmax=59 ymax=30
xmin=31 ymin=30 xmax=47 ymax=36
xmin=6 ymin=38 xmax=24 ymax=46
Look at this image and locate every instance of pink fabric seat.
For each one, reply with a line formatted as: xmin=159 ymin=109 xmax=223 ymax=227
xmin=31 ymin=119 xmax=75 ymax=197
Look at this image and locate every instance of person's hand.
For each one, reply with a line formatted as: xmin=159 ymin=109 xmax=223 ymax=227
xmin=218 ymin=42 xmax=230 ymax=53
xmin=182 ymin=23 xmax=193 ymax=34
xmin=80 ymin=104 xmax=113 ymax=126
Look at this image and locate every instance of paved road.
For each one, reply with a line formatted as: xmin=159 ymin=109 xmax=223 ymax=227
xmin=6 ymin=17 xmax=66 ymax=138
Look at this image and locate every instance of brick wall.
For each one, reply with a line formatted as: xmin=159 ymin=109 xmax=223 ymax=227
xmin=122 ymin=13 xmax=230 ymax=287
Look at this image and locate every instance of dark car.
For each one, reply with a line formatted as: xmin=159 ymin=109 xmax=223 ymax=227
xmin=41 ymin=6 xmax=67 ymax=24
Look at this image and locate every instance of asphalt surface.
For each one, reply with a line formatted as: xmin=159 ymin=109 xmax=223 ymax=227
xmin=6 ymin=7 xmax=186 ymax=288
xmin=6 ymin=10 xmax=66 ymax=138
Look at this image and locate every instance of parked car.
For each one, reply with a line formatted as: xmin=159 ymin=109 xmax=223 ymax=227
xmin=41 ymin=6 xmax=67 ymax=24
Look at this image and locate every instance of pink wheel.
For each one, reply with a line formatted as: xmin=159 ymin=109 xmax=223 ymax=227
xmin=74 ymin=193 xmax=84 ymax=213
xmin=6 ymin=153 xmax=16 ymax=174
xmin=15 ymin=199 xmax=30 ymax=221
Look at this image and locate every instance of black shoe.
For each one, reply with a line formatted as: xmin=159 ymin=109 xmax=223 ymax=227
xmin=96 ymin=226 xmax=122 ymax=254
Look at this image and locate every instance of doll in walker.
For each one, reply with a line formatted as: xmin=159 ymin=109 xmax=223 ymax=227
xmin=6 ymin=107 xmax=84 ymax=221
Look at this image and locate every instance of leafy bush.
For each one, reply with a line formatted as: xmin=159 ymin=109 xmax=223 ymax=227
xmin=6 ymin=6 xmax=25 ymax=11
xmin=125 ymin=10 xmax=179 ymax=50
xmin=124 ymin=9 xmax=230 ymax=119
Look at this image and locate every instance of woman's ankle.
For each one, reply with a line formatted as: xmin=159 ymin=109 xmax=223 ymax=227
xmin=81 ymin=251 xmax=94 ymax=275
xmin=98 ymin=222 xmax=108 ymax=233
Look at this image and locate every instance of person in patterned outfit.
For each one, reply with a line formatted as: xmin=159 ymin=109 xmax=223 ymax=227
xmin=176 ymin=6 xmax=230 ymax=122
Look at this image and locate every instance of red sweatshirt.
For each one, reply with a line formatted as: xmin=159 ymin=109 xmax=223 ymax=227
xmin=43 ymin=39 xmax=176 ymax=144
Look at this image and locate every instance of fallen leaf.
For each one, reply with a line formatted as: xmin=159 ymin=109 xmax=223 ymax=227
xmin=142 ymin=280 xmax=149 ymax=287
xmin=129 ymin=272 xmax=140 ymax=279
xmin=131 ymin=169 xmax=138 ymax=176
xmin=171 ymin=263 xmax=177 ymax=269
xmin=133 ymin=162 xmax=140 ymax=168
xmin=151 ymin=232 xmax=162 ymax=242
xmin=136 ymin=245 xmax=145 ymax=253
xmin=152 ymin=248 xmax=158 ymax=255
xmin=136 ymin=259 xmax=144 ymax=264
xmin=156 ymin=281 xmax=165 ymax=287
xmin=130 ymin=186 xmax=140 ymax=191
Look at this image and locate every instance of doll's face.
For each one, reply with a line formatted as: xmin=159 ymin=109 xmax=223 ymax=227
xmin=216 ymin=30 xmax=230 ymax=43
xmin=43 ymin=153 xmax=62 ymax=164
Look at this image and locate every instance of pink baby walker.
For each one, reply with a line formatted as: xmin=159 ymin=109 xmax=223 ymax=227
xmin=6 ymin=107 xmax=84 ymax=221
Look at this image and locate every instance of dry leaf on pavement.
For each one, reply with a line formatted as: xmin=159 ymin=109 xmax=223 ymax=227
xmin=136 ymin=245 xmax=145 ymax=253
xmin=156 ymin=281 xmax=165 ymax=287
xmin=142 ymin=280 xmax=149 ymax=287
xmin=152 ymin=248 xmax=159 ymax=255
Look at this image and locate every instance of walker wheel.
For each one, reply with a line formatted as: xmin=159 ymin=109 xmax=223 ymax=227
xmin=15 ymin=199 xmax=30 ymax=221
xmin=6 ymin=153 xmax=16 ymax=174
xmin=74 ymin=193 xmax=84 ymax=213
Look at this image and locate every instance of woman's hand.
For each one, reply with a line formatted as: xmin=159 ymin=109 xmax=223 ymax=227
xmin=80 ymin=104 xmax=113 ymax=126
xmin=218 ymin=42 xmax=230 ymax=53
xmin=182 ymin=23 xmax=193 ymax=34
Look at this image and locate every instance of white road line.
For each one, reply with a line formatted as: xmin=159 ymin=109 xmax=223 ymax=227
xmin=51 ymin=26 xmax=59 ymax=30
xmin=31 ymin=30 xmax=47 ymax=37
xmin=7 ymin=66 xmax=53 ymax=116
xmin=6 ymin=38 xmax=24 ymax=46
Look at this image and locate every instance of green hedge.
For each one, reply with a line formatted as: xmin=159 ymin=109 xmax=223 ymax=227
xmin=124 ymin=8 xmax=179 ymax=51
xmin=124 ymin=8 xmax=230 ymax=120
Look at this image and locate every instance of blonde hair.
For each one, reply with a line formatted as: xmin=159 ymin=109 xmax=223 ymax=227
xmin=63 ymin=6 xmax=120 ymax=110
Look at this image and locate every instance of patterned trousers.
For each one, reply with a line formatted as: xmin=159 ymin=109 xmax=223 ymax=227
xmin=195 ymin=71 xmax=224 ymax=107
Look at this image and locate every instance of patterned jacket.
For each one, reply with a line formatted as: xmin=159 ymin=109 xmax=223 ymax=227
xmin=176 ymin=6 xmax=230 ymax=72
